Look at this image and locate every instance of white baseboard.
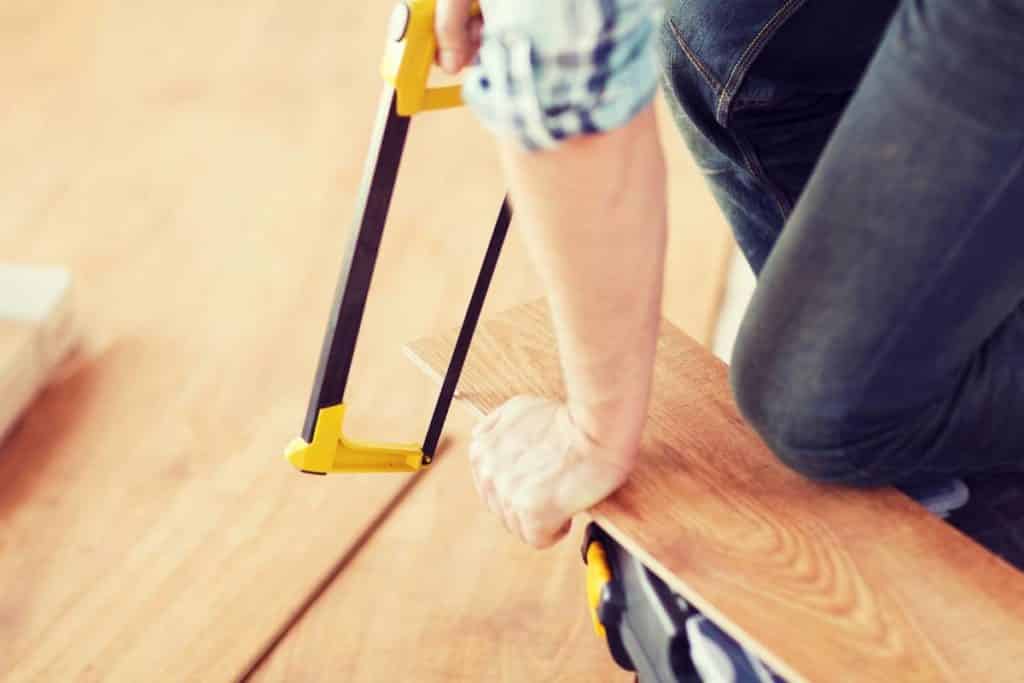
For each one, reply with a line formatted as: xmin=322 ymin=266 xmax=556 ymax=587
xmin=711 ymin=251 xmax=756 ymax=364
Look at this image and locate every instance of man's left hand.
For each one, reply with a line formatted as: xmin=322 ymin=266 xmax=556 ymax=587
xmin=469 ymin=396 xmax=635 ymax=548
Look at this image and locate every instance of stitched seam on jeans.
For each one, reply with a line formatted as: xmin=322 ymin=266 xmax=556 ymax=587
xmin=732 ymin=130 xmax=792 ymax=220
xmin=716 ymin=0 xmax=810 ymax=125
xmin=667 ymin=17 xmax=722 ymax=94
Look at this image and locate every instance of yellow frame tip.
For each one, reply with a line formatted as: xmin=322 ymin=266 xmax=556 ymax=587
xmin=285 ymin=404 xmax=425 ymax=474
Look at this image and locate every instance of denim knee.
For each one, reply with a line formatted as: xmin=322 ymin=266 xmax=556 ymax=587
xmin=729 ymin=323 xmax=940 ymax=488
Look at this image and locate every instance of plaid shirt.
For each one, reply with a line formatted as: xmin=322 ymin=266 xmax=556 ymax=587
xmin=463 ymin=0 xmax=662 ymax=151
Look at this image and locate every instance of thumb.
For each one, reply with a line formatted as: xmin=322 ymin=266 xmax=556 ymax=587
xmin=434 ymin=0 xmax=476 ymax=74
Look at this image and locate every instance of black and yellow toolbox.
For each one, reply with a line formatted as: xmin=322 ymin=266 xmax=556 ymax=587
xmin=582 ymin=523 xmax=703 ymax=683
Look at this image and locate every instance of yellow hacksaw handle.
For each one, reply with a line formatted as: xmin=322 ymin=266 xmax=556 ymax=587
xmin=380 ymin=0 xmax=481 ymax=116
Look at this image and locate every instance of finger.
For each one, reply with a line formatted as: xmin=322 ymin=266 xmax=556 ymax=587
xmin=480 ymin=476 xmax=503 ymax=519
xmin=468 ymin=15 xmax=484 ymax=48
xmin=469 ymin=459 xmax=483 ymax=497
xmin=434 ymin=0 xmax=475 ymax=73
xmin=503 ymin=502 xmax=526 ymax=543
xmin=468 ymin=432 xmax=487 ymax=463
xmin=523 ymin=516 xmax=572 ymax=549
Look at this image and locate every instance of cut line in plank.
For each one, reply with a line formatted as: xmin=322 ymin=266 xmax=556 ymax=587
xmin=238 ymin=470 xmax=426 ymax=680
xmin=405 ymin=299 xmax=1024 ymax=683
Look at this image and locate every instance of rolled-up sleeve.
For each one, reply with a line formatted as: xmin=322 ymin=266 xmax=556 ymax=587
xmin=462 ymin=0 xmax=662 ymax=151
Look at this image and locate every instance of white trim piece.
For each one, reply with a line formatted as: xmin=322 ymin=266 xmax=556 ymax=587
xmin=0 ymin=264 xmax=72 ymax=322
xmin=712 ymin=250 xmax=756 ymax=363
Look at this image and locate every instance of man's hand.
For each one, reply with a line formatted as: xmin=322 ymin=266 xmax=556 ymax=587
xmin=434 ymin=0 xmax=483 ymax=74
xmin=469 ymin=396 xmax=635 ymax=549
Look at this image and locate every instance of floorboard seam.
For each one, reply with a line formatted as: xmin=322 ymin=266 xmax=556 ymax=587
xmin=237 ymin=468 xmax=431 ymax=681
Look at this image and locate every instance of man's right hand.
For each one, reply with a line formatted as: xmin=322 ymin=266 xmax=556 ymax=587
xmin=434 ymin=0 xmax=483 ymax=74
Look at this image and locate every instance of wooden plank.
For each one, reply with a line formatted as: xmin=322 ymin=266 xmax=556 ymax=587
xmin=0 ymin=2 xmax=552 ymax=681
xmin=405 ymin=300 xmax=1024 ymax=683
xmin=0 ymin=265 xmax=76 ymax=442
xmin=249 ymin=407 xmax=631 ymax=683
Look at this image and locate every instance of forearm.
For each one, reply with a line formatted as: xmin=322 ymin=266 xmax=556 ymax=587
xmin=498 ymin=103 xmax=667 ymax=458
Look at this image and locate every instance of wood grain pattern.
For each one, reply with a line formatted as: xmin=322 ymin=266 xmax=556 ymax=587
xmin=406 ymin=300 xmax=1024 ymax=683
xmin=250 ymin=407 xmax=631 ymax=683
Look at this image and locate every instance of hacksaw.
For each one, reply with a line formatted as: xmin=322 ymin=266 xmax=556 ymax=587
xmin=285 ymin=0 xmax=507 ymax=475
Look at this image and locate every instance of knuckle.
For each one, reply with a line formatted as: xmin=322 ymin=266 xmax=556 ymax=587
xmin=486 ymin=436 xmax=511 ymax=458
xmin=484 ymin=488 xmax=501 ymax=512
xmin=491 ymin=475 xmax=512 ymax=501
xmin=476 ymin=469 xmax=494 ymax=491
xmin=507 ymin=488 xmax=530 ymax=510
xmin=510 ymin=492 xmax=542 ymax=519
xmin=470 ymin=433 xmax=498 ymax=461
xmin=506 ymin=495 xmax=524 ymax=517
xmin=494 ymin=436 xmax=516 ymax=454
xmin=468 ymin=438 xmax=484 ymax=462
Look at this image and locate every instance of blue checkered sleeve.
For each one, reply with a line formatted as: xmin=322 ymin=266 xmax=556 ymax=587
xmin=462 ymin=0 xmax=663 ymax=151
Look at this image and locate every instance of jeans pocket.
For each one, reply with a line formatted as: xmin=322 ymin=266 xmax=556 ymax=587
xmin=668 ymin=92 xmax=733 ymax=176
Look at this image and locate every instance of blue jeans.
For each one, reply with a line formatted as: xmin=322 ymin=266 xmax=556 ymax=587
xmin=659 ymin=0 xmax=1024 ymax=487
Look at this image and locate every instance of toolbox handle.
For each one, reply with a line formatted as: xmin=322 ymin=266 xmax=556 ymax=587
xmin=381 ymin=0 xmax=481 ymax=116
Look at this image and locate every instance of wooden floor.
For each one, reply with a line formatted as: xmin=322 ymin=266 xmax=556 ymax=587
xmin=408 ymin=301 xmax=1024 ymax=683
xmin=0 ymin=2 xmax=732 ymax=681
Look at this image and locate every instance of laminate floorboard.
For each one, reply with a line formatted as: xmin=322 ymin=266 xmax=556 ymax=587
xmin=406 ymin=300 xmax=1024 ymax=683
